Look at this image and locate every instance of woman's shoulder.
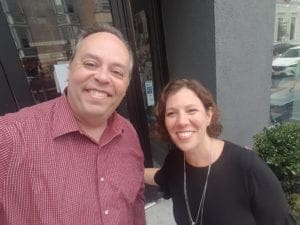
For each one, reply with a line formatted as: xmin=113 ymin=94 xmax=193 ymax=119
xmin=222 ymin=140 xmax=257 ymax=170
xmin=223 ymin=140 xmax=254 ymax=156
xmin=163 ymin=146 xmax=183 ymax=166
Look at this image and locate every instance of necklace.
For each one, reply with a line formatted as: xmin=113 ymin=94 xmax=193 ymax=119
xmin=183 ymin=144 xmax=213 ymax=225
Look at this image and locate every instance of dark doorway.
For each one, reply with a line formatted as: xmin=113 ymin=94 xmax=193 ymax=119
xmin=0 ymin=62 xmax=18 ymax=115
xmin=111 ymin=0 xmax=169 ymax=203
xmin=0 ymin=1 xmax=34 ymax=115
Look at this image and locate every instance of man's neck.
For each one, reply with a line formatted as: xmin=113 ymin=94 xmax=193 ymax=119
xmin=76 ymin=116 xmax=109 ymax=143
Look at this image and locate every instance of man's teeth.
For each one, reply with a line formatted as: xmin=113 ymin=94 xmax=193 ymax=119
xmin=89 ymin=90 xmax=107 ymax=98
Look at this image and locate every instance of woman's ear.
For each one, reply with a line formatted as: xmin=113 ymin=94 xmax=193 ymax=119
xmin=206 ymin=107 xmax=214 ymax=125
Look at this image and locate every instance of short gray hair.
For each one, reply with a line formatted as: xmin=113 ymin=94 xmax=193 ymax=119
xmin=71 ymin=23 xmax=134 ymax=76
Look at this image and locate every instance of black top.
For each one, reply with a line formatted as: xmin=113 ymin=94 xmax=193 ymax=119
xmin=154 ymin=141 xmax=296 ymax=225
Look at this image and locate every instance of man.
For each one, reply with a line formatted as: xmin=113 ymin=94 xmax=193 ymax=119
xmin=0 ymin=24 xmax=146 ymax=225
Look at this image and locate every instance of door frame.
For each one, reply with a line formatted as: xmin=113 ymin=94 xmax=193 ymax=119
xmin=110 ymin=0 xmax=154 ymax=167
xmin=0 ymin=1 xmax=34 ymax=114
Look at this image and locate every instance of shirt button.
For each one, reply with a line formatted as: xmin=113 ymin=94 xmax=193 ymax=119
xmin=100 ymin=177 xmax=105 ymax=182
xmin=104 ymin=209 xmax=109 ymax=215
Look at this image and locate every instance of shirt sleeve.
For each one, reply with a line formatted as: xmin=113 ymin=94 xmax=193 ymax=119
xmin=133 ymin=179 xmax=146 ymax=225
xmin=248 ymin=152 xmax=296 ymax=225
xmin=0 ymin=125 xmax=14 ymax=192
xmin=128 ymin=123 xmax=146 ymax=225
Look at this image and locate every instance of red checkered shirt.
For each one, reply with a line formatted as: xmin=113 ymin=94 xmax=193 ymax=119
xmin=0 ymin=95 xmax=146 ymax=225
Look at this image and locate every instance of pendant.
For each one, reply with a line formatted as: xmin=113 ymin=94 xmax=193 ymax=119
xmin=191 ymin=222 xmax=196 ymax=225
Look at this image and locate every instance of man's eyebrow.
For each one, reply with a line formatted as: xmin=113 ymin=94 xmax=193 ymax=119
xmin=80 ymin=53 xmax=128 ymax=70
xmin=81 ymin=53 xmax=126 ymax=68
xmin=80 ymin=53 xmax=98 ymax=60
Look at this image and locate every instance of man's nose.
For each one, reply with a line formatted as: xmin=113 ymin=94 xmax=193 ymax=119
xmin=94 ymin=68 xmax=110 ymax=83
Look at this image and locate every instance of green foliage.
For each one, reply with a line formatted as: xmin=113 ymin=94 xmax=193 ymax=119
xmin=291 ymin=194 xmax=300 ymax=222
xmin=253 ymin=122 xmax=300 ymax=221
xmin=253 ymin=122 xmax=300 ymax=198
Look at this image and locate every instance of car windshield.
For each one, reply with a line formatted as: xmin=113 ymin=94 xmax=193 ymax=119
xmin=282 ymin=48 xmax=300 ymax=57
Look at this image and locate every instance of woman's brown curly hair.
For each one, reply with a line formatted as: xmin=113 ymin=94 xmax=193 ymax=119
xmin=155 ymin=78 xmax=223 ymax=142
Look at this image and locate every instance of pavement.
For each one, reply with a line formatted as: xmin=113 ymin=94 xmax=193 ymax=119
xmin=145 ymin=198 xmax=176 ymax=225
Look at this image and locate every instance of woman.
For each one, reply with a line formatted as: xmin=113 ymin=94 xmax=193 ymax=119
xmin=145 ymin=78 xmax=295 ymax=225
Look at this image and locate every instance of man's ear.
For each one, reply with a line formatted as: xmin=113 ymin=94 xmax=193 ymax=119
xmin=67 ymin=63 xmax=71 ymax=81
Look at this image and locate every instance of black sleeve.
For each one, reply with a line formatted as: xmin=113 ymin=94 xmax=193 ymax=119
xmin=248 ymin=152 xmax=296 ymax=225
xmin=154 ymin=150 xmax=175 ymax=199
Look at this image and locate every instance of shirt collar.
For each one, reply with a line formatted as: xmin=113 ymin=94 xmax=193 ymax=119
xmin=99 ymin=112 xmax=124 ymax=146
xmin=52 ymin=93 xmax=125 ymax=142
xmin=52 ymin=94 xmax=80 ymax=138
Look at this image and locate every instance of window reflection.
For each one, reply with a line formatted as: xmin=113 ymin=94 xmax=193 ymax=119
xmin=271 ymin=0 xmax=300 ymax=124
xmin=0 ymin=0 xmax=112 ymax=103
xmin=133 ymin=10 xmax=156 ymax=135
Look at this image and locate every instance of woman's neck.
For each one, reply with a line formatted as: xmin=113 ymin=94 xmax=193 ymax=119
xmin=185 ymin=138 xmax=224 ymax=167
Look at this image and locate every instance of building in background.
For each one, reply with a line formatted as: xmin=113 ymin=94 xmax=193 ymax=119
xmin=271 ymin=0 xmax=300 ymax=123
xmin=0 ymin=0 xmax=112 ymax=103
xmin=274 ymin=0 xmax=300 ymax=44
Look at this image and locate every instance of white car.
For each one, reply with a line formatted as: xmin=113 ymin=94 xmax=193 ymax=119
xmin=272 ymin=46 xmax=300 ymax=77
xmin=270 ymin=77 xmax=296 ymax=122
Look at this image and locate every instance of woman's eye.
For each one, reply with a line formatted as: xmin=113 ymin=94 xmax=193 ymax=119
xmin=187 ymin=108 xmax=198 ymax=114
xmin=166 ymin=112 xmax=176 ymax=117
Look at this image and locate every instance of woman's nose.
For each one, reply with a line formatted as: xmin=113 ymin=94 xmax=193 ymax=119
xmin=176 ymin=113 xmax=189 ymax=127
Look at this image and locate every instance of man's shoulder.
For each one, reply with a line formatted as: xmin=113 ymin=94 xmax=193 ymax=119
xmin=0 ymin=97 xmax=62 ymax=129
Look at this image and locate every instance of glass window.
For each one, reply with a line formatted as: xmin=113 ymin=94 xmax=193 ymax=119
xmin=59 ymin=26 xmax=74 ymax=40
xmin=93 ymin=0 xmax=111 ymax=12
xmin=15 ymin=27 xmax=29 ymax=48
xmin=281 ymin=48 xmax=300 ymax=57
xmin=0 ymin=0 xmax=113 ymax=104
xmin=271 ymin=1 xmax=300 ymax=124
xmin=5 ymin=0 xmax=22 ymax=13
xmin=102 ymin=0 xmax=110 ymax=10
xmin=64 ymin=0 xmax=74 ymax=13
xmin=133 ymin=11 xmax=155 ymax=129
xmin=53 ymin=0 xmax=64 ymax=13
xmin=290 ymin=16 xmax=296 ymax=39
xmin=277 ymin=17 xmax=288 ymax=42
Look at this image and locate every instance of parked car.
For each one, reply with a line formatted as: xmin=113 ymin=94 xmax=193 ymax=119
xmin=272 ymin=46 xmax=300 ymax=77
xmin=273 ymin=43 xmax=296 ymax=56
xmin=270 ymin=77 xmax=296 ymax=122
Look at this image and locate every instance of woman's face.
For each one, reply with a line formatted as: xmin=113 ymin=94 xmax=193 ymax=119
xmin=164 ymin=87 xmax=213 ymax=153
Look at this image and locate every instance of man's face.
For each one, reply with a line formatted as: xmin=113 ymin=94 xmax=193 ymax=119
xmin=67 ymin=32 xmax=131 ymax=123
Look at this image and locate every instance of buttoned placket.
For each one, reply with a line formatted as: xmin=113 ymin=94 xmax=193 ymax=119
xmin=97 ymin=146 xmax=110 ymax=221
xmin=99 ymin=176 xmax=111 ymax=218
xmin=99 ymin=177 xmax=110 ymax=216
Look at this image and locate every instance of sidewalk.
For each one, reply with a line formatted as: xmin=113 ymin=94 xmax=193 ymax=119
xmin=145 ymin=198 xmax=176 ymax=225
